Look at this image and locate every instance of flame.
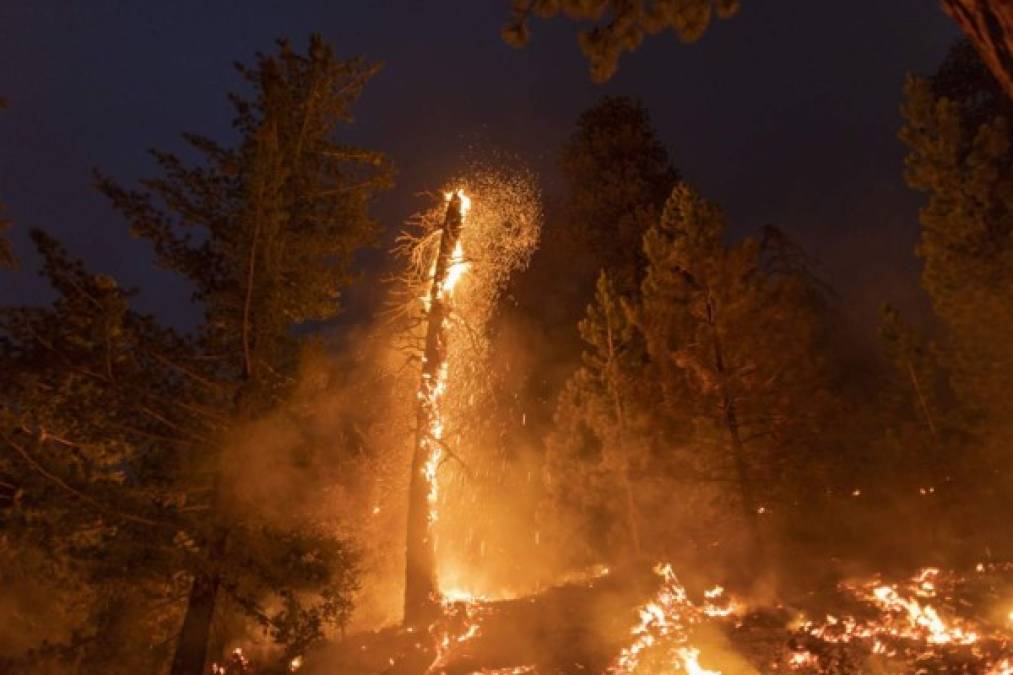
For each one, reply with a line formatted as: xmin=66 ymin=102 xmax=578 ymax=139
xmin=609 ymin=563 xmax=1013 ymax=672
xmin=210 ymin=648 xmax=250 ymax=674
xmin=421 ymin=190 xmax=471 ymax=533
xmin=869 ymin=583 xmax=978 ymax=645
xmin=702 ymin=585 xmax=743 ymax=618
xmin=991 ymin=658 xmax=1013 ymax=675
xmin=677 ymin=647 xmax=719 ymax=675
xmin=439 ymin=190 xmax=469 ymax=296
xmin=800 ymin=567 xmax=981 ymax=649
xmin=790 ymin=566 xmax=1013 ymax=671
xmin=441 ymin=587 xmax=483 ymax=604
xmin=426 ymin=591 xmax=489 ymax=673
xmin=610 ymin=563 xmax=738 ymax=674
xmin=442 ymin=241 xmax=469 ymax=295
xmin=788 ymin=649 xmax=820 ymax=669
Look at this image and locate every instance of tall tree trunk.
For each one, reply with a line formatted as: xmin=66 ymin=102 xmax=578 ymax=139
xmin=605 ymin=319 xmax=641 ymax=558
xmin=170 ymin=358 xmax=253 ymax=671
xmin=905 ymin=359 xmax=947 ymax=553
xmin=404 ymin=194 xmax=464 ymax=627
xmin=721 ymin=392 xmax=767 ymax=574
xmin=941 ymin=0 xmax=1013 ymax=99
xmin=906 ymin=359 xmax=941 ymax=449
xmin=170 ymin=529 xmax=228 ymax=675
xmin=619 ymin=457 xmax=642 ymax=558
xmin=706 ymin=298 xmax=766 ymax=574
xmin=611 ymin=392 xmax=642 ymax=558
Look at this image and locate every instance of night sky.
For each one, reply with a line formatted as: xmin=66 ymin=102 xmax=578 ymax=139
xmin=0 ymin=1 xmax=959 ymax=329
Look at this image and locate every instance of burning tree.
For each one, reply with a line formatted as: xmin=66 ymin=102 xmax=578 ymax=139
xmin=403 ymin=189 xmax=470 ymax=626
xmin=393 ymin=169 xmax=541 ymax=626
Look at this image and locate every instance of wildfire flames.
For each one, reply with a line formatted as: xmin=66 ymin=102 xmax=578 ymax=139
xmin=213 ymin=183 xmax=1013 ymax=675
xmin=786 ymin=564 xmax=1013 ymax=673
xmin=608 ymin=564 xmax=742 ymax=674
xmin=422 ymin=189 xmax=471 ymax=520
xmin=600 ymin=562 xmax=1013 ymax=674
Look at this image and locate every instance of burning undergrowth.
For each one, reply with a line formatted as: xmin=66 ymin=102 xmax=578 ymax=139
xmin=302 ymin=561 xmax=1013 ymax=674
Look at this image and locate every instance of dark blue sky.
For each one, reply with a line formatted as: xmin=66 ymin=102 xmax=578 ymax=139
xmin=0 ymin=1 xmax=959 ymax=326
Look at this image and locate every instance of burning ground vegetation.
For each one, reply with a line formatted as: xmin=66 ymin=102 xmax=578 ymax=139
xmin=211 ymin=562 xmax=1013 ymax=674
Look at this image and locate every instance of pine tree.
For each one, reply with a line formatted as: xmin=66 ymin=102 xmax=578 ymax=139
xmin=901 ymin=40 xmax=1013 ymax=430
xmin=879 ymin=305 xmax=947 ymax=468
xmin=901 ymin=38 xmax=1013 ymax=551
xmin=1 ymin=232 xmax=217 ymax=671
xmin=876 ymin=304 xmax=957 ymax=547
xmin=638 ymin=183 xmax=834 ymax=576
xmin=544 ymin=272 xmax=649 ymax=563
xmin=1 ymin=35 xmax=390 ymax=673
xmin=559 ymin=95 xmax=679 ymax=294
xmin=501 ymin=97 xmax=677 ymax=483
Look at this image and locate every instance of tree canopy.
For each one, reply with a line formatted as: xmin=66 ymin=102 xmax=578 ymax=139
xmin=0 ymin=35 xmax=390 ymax=673
xmin=503 ymin=0 xmax=740 ymax=82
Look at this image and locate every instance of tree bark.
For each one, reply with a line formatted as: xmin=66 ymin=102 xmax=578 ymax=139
xmin=605 ymin=318 xmax=642 ymax=558
xmin=404 ymin=194 xmax=464 ymax=627
xmin=170 ymin=529 xmax=228 ymax=675
xmin=705 ymin=297 xmax=767 ymax=575
xmin=941 ymin=0 xmax=1013 ymax=99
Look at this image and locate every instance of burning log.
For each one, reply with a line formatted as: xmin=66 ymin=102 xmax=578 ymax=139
xmin=404 ymin=190 xmax=470 ymax=627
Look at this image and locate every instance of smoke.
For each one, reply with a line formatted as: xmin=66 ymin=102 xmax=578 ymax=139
xmin=220 ymin=324 xmax=417 ymax=636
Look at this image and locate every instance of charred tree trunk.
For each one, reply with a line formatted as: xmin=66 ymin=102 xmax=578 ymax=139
xmin=170 ymin=528 xmax=228 ymax=675
xmin=941 ymin=0 xmax=1013 ymax=99
xmin=404 ymin=193 xmax=464 ymax=627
